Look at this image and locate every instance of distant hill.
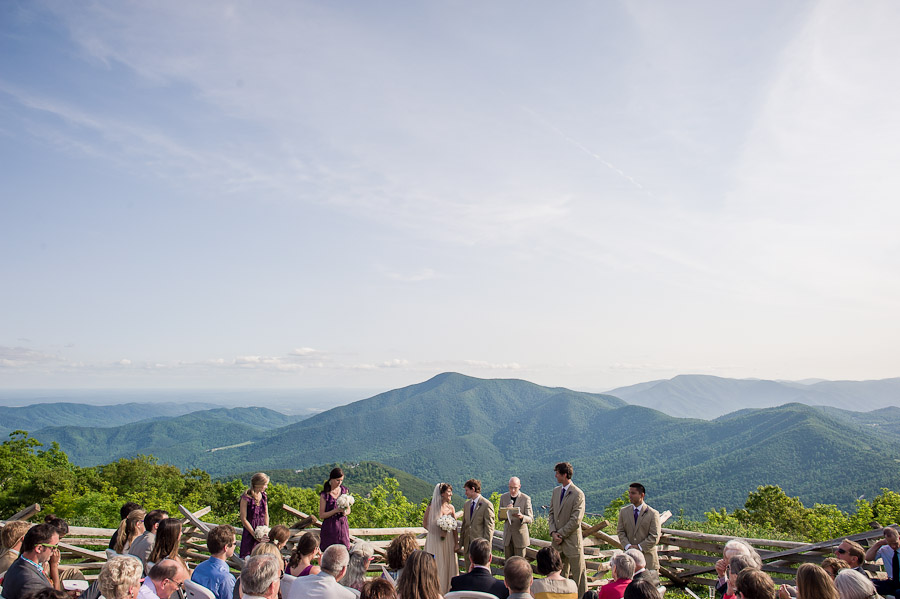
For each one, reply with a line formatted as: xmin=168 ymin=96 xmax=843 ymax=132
xmin=0 ymin=401 xmax=220 ymax=436
xmin=31 ymin=407 xmax=302 ymax=467
xmin=231 ymin=462 xmax=437 ymax=505
xmin=605 ymin=375 xmax=900 ymax=419
xmin=26 ymin=373 xmax=900 ymax=517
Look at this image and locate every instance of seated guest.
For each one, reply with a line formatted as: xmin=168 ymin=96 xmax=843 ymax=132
xmin=779 ymin=564 xmax=838 ymax=599
xmin=236 ymin=544 xmax=286 ymax=599
xmin=716 ymin=541 xmax=762 ymax=598
xmin=0 ymin=521 xmax=31 ymax=573
xmin=287 ymin=533 xmax=321 ymax=577
xmin=239 ymin=555 xmax=281 ymax=599
xmin=147 ymin=520 xmax=188 ymax=574
xmin=286 ymin=544 xmax=355 ymax=599
xmin=626 ymin=549 xmax=659 ymax=587
xmin=109 ymin=503 xmax=144 ymax=551
xmin=268 ymin=526 xmax=291 ymax=551
xmin=865 ymin=527 xmax=900 ymax=595
xmin=821 ymin=558 xmax=850 ymax=580
xmin=834 ymin=569 xmax=878 ymax=599
xmin=532 ymin=547 xmax=578 ymax=599
xmin=449 ymin=539 xmax=508 ymax=599
xmin=24 ymin=590 xmax=68 ymax=599
xmin=837 ymin=539 xmax=869 ymax=577
xmin=623 ymin=580 xmax=661 ymax=599
xmin=114 ymin=511 xmax=146 ymax=555
xmin=192 ymin=525 xmax=237 ymax=599
xmin=395 ymin=551 xmax=441 ymax=599
xmin=129 ymin=511 xmax=170 ymax=575
xmin=342 ymin=542 xmax=374 ymax=592
xmin=598 ymin=554 xmax=634 ymax=599
xmin=502 ymin=556 xmax=532 ymax=599
xmin=734 ymin=569 xmax=774 ymax=599
xmin=138 ymin=560 xmax=188 ymax=599
xmin=1 ymin=523 xmax=60 ymax=599
xmin=723 ymin=555 xmax=758 ymax=599
xmin=98 ymin=555 xmax=143 ymax=599
xmin=360 ymin=579 xmax=397 ymax=599
xmin=382 ymin=534 xmax=417 ymax=584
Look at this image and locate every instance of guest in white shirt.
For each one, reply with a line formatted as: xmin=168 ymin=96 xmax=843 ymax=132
xmin=138 ymin=559 xmax=188 ymax=599
xmin=288 ymin=545 xmax=355 ymax=599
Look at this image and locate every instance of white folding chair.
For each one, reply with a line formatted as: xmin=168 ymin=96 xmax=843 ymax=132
xmin=184 ymin=579 xmax=216 ymax=599
xmin=444 ymin=592 xmax=499 ymax=599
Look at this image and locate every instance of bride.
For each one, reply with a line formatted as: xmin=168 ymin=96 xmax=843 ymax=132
xmin=423 ymin=482 xmax=459 ymax=593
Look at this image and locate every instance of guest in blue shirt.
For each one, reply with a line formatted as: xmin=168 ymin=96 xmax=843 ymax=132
xmin=192 ymin=525 xmax=237 ymax=599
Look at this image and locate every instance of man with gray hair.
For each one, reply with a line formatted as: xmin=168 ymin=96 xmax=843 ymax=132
xmin=240 ymin=555 xmax=281 ymax=599
xmin=287 ymin=545 xmax=354 ymax=599
xmin=626 ymin=548 xmax=659 ymax=586
xmin=138 ymin=559 xmax=188 ymax=599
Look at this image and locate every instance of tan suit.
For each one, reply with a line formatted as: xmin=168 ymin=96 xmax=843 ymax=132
xmin=616 ymin=503 xmax=661 ymax=571
xmin=499 ymin=491 xmax=533 ymax=558
xmin=460 ymin=495 xmax=495 ymax=569
xmin=548 ymin=483 xmax=586 ymax=597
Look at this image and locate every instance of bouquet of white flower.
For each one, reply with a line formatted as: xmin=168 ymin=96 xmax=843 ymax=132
xmin=253 ymin=525 xmax=270 ymax=541
xmin=336 ymin=493 xmax=355 ymax=511
xmin=436 ymin=514 xmax=458 ymax=540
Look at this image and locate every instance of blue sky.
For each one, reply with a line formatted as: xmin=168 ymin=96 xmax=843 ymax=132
xmin=2 ymin=0 xmax=899 ymax=391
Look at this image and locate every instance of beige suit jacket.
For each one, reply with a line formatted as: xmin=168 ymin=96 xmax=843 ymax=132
xmin=548 ymin=483 xmax=584 ymax=557
xmin=499 ymin=491 xmax=533 ymax=547
xmin=616 ymin=503 xmax=661 ymax=570
xmin=460 ymin=496 xmax=495 ymax=552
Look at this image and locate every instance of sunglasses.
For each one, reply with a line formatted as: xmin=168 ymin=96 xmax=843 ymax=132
xmin=40 ymin=543 xmax=59 ymax=550
xmin=836 ymin=548 xmax=848 ymax=554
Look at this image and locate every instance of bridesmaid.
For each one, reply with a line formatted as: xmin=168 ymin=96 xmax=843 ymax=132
xmin=318 ymin=467 xmax=351 ymax=550
xmin=239 ymin=472 xmax=270 ymax=558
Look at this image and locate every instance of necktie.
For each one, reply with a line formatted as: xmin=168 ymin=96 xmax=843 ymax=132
xmin=470 ymin=501 xmax=476 ymax=517
xmin=893 ymin=548 xmax=899 ymax=582
xmin=560 ymin=487 xmax=566 ymax=504
xmin=634 ymin=507 xmax=640 ymax=523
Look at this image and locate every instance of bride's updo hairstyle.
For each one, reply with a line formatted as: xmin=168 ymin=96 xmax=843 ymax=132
xmin=438 ymin=483 xmax=452 ymax=496
xmin=322 ymin=467 xmax=344 ymax=494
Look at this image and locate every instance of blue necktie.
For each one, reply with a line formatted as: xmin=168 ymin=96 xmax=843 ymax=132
xmin=470 ymin=501 xmax=476 ymax=517
xmin=560 ymin=487 xmax=566 ymax=504
xmin=634 ymin=507 xmax=640 ymax=523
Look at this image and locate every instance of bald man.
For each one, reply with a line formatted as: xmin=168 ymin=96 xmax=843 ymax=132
xmin=499 ymin=477 xmax=533 ymax=559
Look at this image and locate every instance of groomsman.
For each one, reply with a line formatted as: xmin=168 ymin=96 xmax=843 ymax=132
xmin=500 ymin=477 xmax=533 ymax=559
xmin=548 ymin=462 xmax=586 ymax=597
xmin=458 ymin=479 xmax=495 ymax=569
xmin=616 ymin=483 xmax=661 ymax=576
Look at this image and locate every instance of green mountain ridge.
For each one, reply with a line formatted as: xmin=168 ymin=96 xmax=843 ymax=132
xmin=22 ymin=373 xmax=900 ymax=517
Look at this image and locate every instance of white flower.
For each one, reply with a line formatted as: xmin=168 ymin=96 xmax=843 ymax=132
xmin=336 ymin=493 xmax=355 ymax=510
xmin=437 ymin=514 xmax=458 ymax=533
xmin=253 ymin=525 xmax=270 ymax=540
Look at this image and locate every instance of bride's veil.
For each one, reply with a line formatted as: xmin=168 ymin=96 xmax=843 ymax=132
xmin=428 ymin=483 xmax=443 ymax=529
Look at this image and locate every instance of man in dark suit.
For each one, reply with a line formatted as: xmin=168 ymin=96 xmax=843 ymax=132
xmin=449 ymin=538 xmax=509 ymax=599
xmin=1 ymin=524 xmax=60 ymax=599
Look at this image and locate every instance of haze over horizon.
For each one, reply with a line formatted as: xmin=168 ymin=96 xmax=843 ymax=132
xmin=3 ymin=1 xmax=899 ymax=391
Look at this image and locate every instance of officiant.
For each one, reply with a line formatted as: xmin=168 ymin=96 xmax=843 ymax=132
xmin=500 ymin=476 xmax=534 ymax=558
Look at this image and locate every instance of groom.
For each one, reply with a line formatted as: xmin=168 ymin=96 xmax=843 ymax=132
xmin=457 ymin=479 xmax=495 ymax=569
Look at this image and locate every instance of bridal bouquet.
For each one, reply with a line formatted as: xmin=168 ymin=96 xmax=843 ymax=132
xmin=253 ymin=525 xmax=270 ymax=541
xmin=336 ymin=493 xmax=355 ymax=511
xmin=437 ymin=514 xmax=458 ymax=540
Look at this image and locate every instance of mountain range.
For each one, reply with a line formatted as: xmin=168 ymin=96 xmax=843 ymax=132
xmin=605 ymin=374 xmax=900 ymax=419
xmin=15 ymin=372 xmax=900 ymax=517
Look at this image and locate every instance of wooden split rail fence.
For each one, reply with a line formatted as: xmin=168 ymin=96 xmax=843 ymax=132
xmin=2 ymin=503 xmax=896 ymax=590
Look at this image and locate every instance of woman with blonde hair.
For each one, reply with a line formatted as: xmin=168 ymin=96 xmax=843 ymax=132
xmin=240 ymin=473 xmax=270 ymax=558
xmin=796 ymin=563 xmax=840 ymax=599
xmin=396 ymin=551 xmax=441 ymax=599
xmin=114 ymin=510 xmax=146 ymax=554
xmin=234 ymin=543 xmax=285 ymax=599
xmin=98 ymin=555 xmax=143 ymax=599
